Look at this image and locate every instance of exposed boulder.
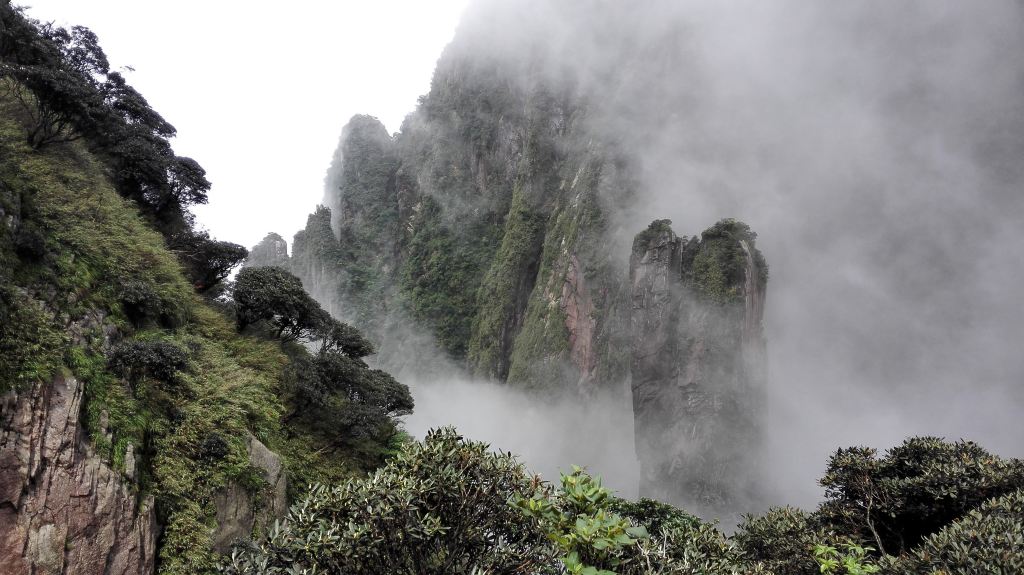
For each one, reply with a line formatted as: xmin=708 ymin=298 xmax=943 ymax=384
xmin=0 ymin=372 xmax=157 ymax=575
xmin=211 ymin=434 xmax=288 ymax=554
xmin=629 ymin=219 xmax=767 ymax=518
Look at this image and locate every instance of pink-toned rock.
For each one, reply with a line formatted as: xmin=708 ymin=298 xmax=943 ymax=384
xmin=561 ymin=254 xmax=597 ymax=388
xmin=0 ymin=373 xmax=157 ymax=575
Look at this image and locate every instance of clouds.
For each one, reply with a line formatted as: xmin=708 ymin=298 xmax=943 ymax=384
xmin=440 ymin=0 xmax=1024 ymax=507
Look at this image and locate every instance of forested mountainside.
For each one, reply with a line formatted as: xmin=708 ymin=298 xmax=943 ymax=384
xmin=3 ymin=0 xmax=1024 ymax=574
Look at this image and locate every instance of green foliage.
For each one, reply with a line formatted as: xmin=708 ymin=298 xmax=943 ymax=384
xmin=813 ymin=543 xmax=879 ymax=575
xmin=734 ymin=506 xmax=828 ymax=575
xmin=401 ymin=198 xmax=500 ymax=358
xmin=883 ymin=489 xmax=1024 ymax=574
xmin=634 ymin=219 xmax=675 ymax=248
xmin=611 ymin=498 xmax=704 ymax=540
xmin=690 ymin=219 xmax=762 ymax=305
xmin=815 ymin=436 xmax=1024 ymax=556
xmin=220 ymin=428 xmax=553 ymax=575
xmin=234 ymin=265 xmax=328 ymax=342
xmin=516 ymin=467 xmax=648 ymax=575
xmin=107 ymin=339 xmax=188 ymax=386
xmin=285 ymin=349 xmax=413 ymax=458
xmin=0 ymin=285 xmax=65 ymax=392
xmin=468 ymin=188 xmax=546 ymax=380
xmin=314 ymin=316 xmax=375 ymax=358
xmin=170 ymin=229 xmax=248 ymax=293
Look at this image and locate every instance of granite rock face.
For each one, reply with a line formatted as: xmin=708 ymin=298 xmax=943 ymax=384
xmin=211 ymin=434 xmax=288 ymax=554
xmin=629 ymin=219 xmax=767 ymax=517
xmin=0 ymin=373 xmax=157 ymax=575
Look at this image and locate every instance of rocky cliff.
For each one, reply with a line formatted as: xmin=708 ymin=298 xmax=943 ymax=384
xmin=0 ymin=373 xmax=157 ymax=575
xmin=0 ymin=88 xmax=302 ymax=573
xmin=274 ymin=54 xmax=636 ymax=394
xmin=629 ymin=219 xmax=767 ymax=516
xmin=250 ymin=0 xmax=769 ymax=516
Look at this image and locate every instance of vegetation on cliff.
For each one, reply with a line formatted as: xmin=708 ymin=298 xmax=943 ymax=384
xmin=0 ymin=7 xmax=409 ymax=573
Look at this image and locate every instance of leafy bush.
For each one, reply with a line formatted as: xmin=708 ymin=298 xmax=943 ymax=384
xmin=220 ymin=428 xmax=553 ymax=575
xmin=107 ymin=339 xmax=188 ymax=386
xmin=516 ymin=467 xmax=648 ymax=575
xmin=170 ymin=229 xmax=248 ymax=293
xmin=314 ymin=316 xmax=375 ymax=358
xmin=813 ymin=543 xmax=879 ymax=575
xmin=733 ymin=506 xmax=829 ymax=575
xmin=13 ymin=219 xmax=45 ymax=259
xmin=0 ymin=286 xmax=64 ymax=391
xmin=200 ymin=432 xmax=231 ymax=461
xmin=286 ymin=350 xmax=413 ymax=453
xmin=884 ymin=489 xmax=1024 ymax=574
xmin=815 ymin=437 xmax=1024 ymax=555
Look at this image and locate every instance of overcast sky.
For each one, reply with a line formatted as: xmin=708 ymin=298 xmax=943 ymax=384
xmin=22 ymin=0 xmax=469 ymax=250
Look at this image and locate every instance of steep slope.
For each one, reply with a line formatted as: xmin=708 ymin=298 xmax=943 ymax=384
xmin=0 ymin=91 xmax=370 ymax=573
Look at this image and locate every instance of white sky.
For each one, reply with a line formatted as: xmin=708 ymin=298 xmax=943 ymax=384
xmin=22 ymin=0 xmax=470 ymax=250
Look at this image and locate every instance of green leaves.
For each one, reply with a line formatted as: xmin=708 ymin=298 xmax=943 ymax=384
xmin=813 ymin=543 xmax=880 ymax=575
xmin=515 ymin=467 xmax=647 ymax=574
xmin=221 ymin=428 xmax=552 ymax=575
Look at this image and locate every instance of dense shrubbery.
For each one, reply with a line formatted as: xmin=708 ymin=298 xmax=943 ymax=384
xmin=815 ymin=437 xmax=1024 ymax=555
xmin=219 ymin=433 xmax=1023 ymax=575
xmin=107 ymin=339 xmax=189 ymax=386
xmin=171 ymin=229 xmax=248 ymax=293
xmin=884 ymin=488 xmax=1024 ymax=574
xmin=235 ymin=263 xmax=413 ymax=461
xmin=0 ymin=284 xmax=65 ymax=392
xmin=286 ymin=343 xmax=413 ymax=452
xmin=220 ymin=428 xmax=552 ymax=575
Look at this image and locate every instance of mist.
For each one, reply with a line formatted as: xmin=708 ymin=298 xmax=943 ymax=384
xmin=403 ymin=377 xmax=639 ymax=497
xmin=320 ymin=0 xmax=1024 ymax=513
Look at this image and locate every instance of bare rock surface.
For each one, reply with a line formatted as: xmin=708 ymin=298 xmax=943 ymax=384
xmin=211 ymin=434 xmax=288 ymax=553
xmin=0 ymin=373 xmax=157 ymax=575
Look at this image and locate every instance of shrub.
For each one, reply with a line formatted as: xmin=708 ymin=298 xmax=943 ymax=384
xmin=516 ymin=467 xmax=648 ymax=575
xmin=200 ymin=432 xmax=231 ymax=461
xmin=220 ymin=428 xmax=553 ymax=575
xmin=815 ymin=437 xmax=1024 ymax=555
xmin=107 ymin=339 xmax=188 ymax=386
xmin=170 ymin=229 xmax=248 ymax=293
xmin=883 ymin=489 xmax=1024 ymax=574
xmin=13 ymin=220 xmax=46 ymax=259
xmin=733 ymin=506 xmax=828 ymax=575
xmin=286 ymin=350 xmax=413 ymax=452
xmin=314 ymin=317 xmax=375 ymax=358
xmin=0 ymin=286 xmax=64 ymax=391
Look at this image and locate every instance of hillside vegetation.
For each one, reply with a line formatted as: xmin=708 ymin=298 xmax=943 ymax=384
xmin=0 ymin=6 xmax=408 ymax=573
